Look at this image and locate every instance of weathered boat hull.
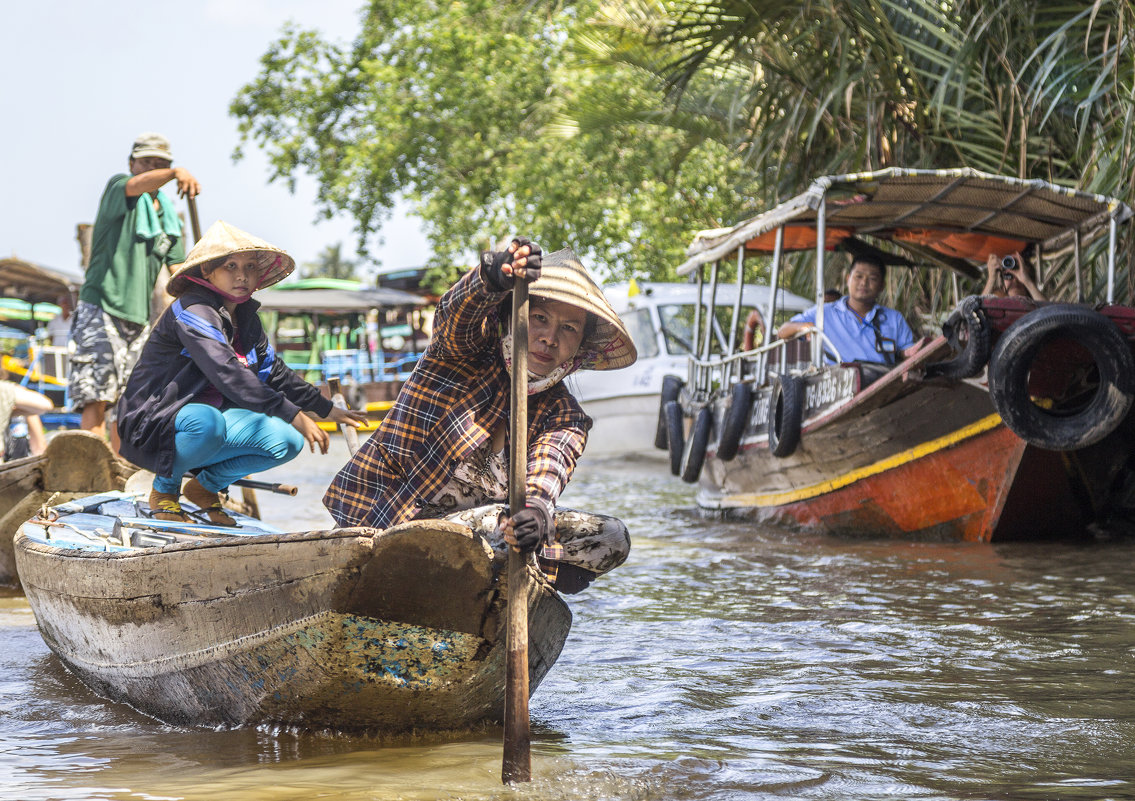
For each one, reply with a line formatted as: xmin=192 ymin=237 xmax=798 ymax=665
xmin=577 ymin=392 xmax=667 ymax=460
xmin=695 ymin=341 xmax=1133 ymax=542
xmin=15 ymin=519 xmax=570 ymax=730
xmin=0 ymin=431 xmax=133 ymax=586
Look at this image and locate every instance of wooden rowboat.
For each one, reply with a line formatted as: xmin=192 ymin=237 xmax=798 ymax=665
xmin=13 ymin=491 xmax=571 ymax=731
xmin=0 ymin=430 xmax=134 ymax=586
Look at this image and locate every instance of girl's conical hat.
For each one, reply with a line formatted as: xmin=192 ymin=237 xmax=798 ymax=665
xmin=532 ymin=248 xmax=636 ymax=371
xmin=168 ymin=221 xmax=294 ymax=297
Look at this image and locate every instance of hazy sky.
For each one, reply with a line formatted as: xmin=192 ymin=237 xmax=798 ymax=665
xmin=0 ymin=0 xmax=427 ymax=282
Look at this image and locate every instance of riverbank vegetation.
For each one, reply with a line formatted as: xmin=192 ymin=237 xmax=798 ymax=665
xmin=232 ymin=0 xmax=1135 ymax=295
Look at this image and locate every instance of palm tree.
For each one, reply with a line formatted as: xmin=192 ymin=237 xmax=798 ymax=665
xmin=574 ymin=0 xmax=1135 ymax=300
xmin=301 ymin=243 xmax=360 ymax=282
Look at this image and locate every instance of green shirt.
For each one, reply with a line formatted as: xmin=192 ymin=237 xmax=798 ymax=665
xmin=80 ymin=174 xmax=185 ymax=325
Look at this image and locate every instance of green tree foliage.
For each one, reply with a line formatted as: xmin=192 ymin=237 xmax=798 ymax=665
xmin=231 ymin=0 xmax=752 ymax=291
xmin=630 ymin=0 xmax=1135 ymax=298
xmin=300 ymin=243 xmax=359 ymax=281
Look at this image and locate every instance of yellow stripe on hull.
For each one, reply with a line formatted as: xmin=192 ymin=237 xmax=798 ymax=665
xmin=723 ymin=413 xmax=1005 ymax=508
xmin=316 ymin=400 xmax=392 ymax=432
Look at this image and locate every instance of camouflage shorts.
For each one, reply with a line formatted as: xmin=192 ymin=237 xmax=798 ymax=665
xmin=68 ymin=301 xmax=150 ymax=417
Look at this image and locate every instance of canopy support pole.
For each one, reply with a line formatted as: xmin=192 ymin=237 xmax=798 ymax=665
xmin=1074 ymin=231 xmax=1083 ymax=302
xmin=1108 ymin=217 xmax=1117 ymax=304
xmin=814 ymin=196 xmax=828 ymax=368
xmin=763 ymin=227 xmax=785 ymax=378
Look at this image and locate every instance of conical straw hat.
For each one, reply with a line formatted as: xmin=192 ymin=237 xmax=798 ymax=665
xmin=531 ymin=248 xmax=636 ymax=371
xmin=168 ymin=221 xmax=294 ymax=297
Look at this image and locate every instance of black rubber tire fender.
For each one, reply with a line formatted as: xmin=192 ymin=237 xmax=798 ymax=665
xmin=717 ymin=382 xmax=752 ymax=461
xmin=654 ymin=375 xmax=685 ymax=450
xmin=988 ymin=304 xmax=1135 ymax=451
xmin=680 ymin=407 xmax=713 ymax=483
xmin=664 ymin=400 xmax=685 ymax=476
xmin=768 ymin=374 xmax=804 ymax=458
xmin=926 ymin=295 xmax=992 ymax=380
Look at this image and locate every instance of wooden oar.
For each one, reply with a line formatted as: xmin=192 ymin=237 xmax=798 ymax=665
xmin=327 ymin=378 xmax=361 ymax=456
xmin=229 ymin=478 xmax=297 ymax=496
xmin=187 ymin=194 xmax=202 ymax=242
xmin=502 ymin=278 xmax=531 ymax=784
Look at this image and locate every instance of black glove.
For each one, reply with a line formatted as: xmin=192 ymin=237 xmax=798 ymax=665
xmin=481 ymin=237 xmax=542 ymax=291
xmin=499 ymin=505 xmax=554 ymax=553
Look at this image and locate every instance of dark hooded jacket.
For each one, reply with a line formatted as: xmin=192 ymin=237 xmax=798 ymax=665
xmin=117 ymin=285 xmax=333 ymax=477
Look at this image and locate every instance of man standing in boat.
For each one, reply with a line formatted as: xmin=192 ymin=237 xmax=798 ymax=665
xmin=776 ymin=254 xmax=916 ymax=365
xmin=71 ymin=132 xmax=200 ymax=453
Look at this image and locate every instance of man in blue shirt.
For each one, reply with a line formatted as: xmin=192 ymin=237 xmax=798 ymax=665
xmin=777 ymin=254 xmax=916 ymax=364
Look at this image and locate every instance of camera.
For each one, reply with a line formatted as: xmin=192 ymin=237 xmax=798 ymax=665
xmin=1001 ymin=255 xmax=1017 ymax=270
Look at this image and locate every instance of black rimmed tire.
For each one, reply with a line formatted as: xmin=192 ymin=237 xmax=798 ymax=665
xmin=681 ymin=407 xmax=713 ymax=483
xmin=988 ymin=304 xmax=1135 ymax=451
xmin=768 ymin=374 xmax=804 ymax=457
xmin=717 ymin=382 xmax=752 ymax=461
xmin=655 ymin=375 xmax=685 ymax=450
xmin=664 ymin=400 xmax=685 ymax=476
xmin=926 ymin=295 xmax=992 ymax=380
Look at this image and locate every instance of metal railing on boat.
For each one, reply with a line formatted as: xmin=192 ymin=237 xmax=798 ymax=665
xmin=686 ymin=330 xmax=844 ymax=398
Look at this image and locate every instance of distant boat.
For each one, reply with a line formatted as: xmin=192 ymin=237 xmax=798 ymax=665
xmin=256 ymin=277 xmax=430 ymax=421
xmin=0 ymin=257 xmax=79 ymax=412
xmin=569 ymin=280 xmax=811 ymax=459
xmin=0 ymin=431 xmax=134 ymax=587
xmin=668 ymin=167 xmax=1135 ymax=541
xmin=14 ymin=491 xmax=576 ymax=731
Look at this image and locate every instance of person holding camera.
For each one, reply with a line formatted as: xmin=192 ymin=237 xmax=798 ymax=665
xmin=981 ymin=252 xmax=1047 ymax=301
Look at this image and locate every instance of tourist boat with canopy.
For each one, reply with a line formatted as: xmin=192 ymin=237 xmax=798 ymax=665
xmin=664 ymin=167 xmax=1135 ymax=541
xmin=570 ymin=279 xmax=810 ymax=459
xmin=255 ymin=278 xmax=429 ymax=424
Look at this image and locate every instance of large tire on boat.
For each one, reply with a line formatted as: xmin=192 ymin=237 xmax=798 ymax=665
xmin=988 ymin=304 xmax=1135 ymax=451
xmin=681 ymin=407 xmax=713 ymax=483
xmin=768 ymin=374 xmax=804 ymax=458
xmin=654 ymin=375 xmax=685 ymax=450
xmin=664 ymin=400 xmax=685 ymax=476
xmin=717 ymin=382 xmax=752 ymax=461
xmin=926 ymin=295 xmax=992 ymax=380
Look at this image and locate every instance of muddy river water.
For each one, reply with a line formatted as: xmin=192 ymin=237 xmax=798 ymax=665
xmin=2 ymin=438 xmax=1134 ymax=800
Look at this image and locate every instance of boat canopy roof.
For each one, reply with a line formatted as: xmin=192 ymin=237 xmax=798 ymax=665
xmin=0 ymin=258 xmax=80 ymax=305
xmin=677 ymin=168 xmax=1133 ymax=277
xmin=255 ymin=285 xmax=427 ymax=313
xmin=602 ymin=280 xmax=811 ymax=314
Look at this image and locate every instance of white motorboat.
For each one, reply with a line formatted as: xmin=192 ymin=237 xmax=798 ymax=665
xmin=569 ymin=280 xmax=811 ymax=459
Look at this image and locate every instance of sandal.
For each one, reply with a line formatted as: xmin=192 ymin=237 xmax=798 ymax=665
xmin=182 ymin=477 xmax=238 ymax=527
xmin=149 ymin=488 xmax=191 ymax=522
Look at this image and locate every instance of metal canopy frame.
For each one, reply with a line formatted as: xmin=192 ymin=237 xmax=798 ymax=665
xmin=677 ymin=168 xmax=1132 ymax=282
xmin=679 ymin=168 xmax=1133 ymax=377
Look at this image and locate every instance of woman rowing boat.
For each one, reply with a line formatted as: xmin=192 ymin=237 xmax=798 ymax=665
xmin=323 ymin=238 xmax=638 ymax=592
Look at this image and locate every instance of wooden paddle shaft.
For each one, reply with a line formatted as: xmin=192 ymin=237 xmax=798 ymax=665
xmin=187 ymin=194 xmax=202 ymax=242
xmin=502 ymin=280 xmax=531 ymax=784
xmin=229 ymin=478 xmax=297 ymax=496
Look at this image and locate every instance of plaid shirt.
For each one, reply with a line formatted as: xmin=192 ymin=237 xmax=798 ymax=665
xmin=323 ymin=265 xmax=592 ymax=529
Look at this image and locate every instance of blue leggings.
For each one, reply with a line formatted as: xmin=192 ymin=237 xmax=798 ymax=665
xmin=152 ymin=404 xmax=305 ymax=495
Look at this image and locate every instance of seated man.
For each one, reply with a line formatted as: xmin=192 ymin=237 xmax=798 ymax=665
xmin=776 ymin=254 xmax=916 ymax=365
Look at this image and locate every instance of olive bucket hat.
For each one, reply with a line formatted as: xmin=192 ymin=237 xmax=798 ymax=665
xmin=532 ymin=248 xmax=636 ymax=371
xmin=168 ymin=221 xmax=295 ymax=297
